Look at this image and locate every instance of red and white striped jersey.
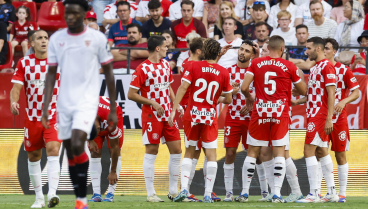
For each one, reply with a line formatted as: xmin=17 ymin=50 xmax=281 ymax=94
xmin=97 ymin=96 xmax=124 ymax=139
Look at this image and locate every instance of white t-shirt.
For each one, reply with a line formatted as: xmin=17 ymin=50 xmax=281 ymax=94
xmin=177 ymin=50 xmax=190 ymax=69
xmin=267 ymin=3 xmax=298 ymax=29
xmin=294 ymin=0 xmax=305 ymax=6
xmin=169 ymin=0 xmax=204 ymax=21
xmin=103 ymin=2 xmax=138 ymax=35
xmin=48 ymin=27 xmax=114 ymax=112
xmin=270 ymin=27 xmax=297 ymax=46
xmin=295 ymin=1 xmax=332 ymax=26
xmin=307 ymin=18 xmax=337 ymax=39
xmin=334 ymin=19 xmax=365 ymax=53
xmin=217 ymin=37 xmax=243 ymax=68
xmin=235 ymin=0 xmax=270 ymax=21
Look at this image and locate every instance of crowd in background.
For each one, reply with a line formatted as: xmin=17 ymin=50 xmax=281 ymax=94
xmin=0 ymin=0 xmax=368 ymax=75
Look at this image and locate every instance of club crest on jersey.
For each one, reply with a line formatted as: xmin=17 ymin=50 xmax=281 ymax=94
xmin=307 ymin=122 xmax=315 ymax=132
xmin=59 ymin=42 xmax=65 ymax=47
xmin=152 ymin=133 xmax=159 ymax=140
xmin=26 ymin=140 xmax=31 ymax=147
xmin=24 ymin=26 xmax=28 ymax=30
xmin=184 ymin=71 xmax=189 ymax=76
xmin=85 ymin=40 xmax=91 ymax=47
xmin=339 ymin=131 xmax=347 ymax=141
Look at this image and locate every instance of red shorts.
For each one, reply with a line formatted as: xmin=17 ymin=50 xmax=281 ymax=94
xmin=329 ymin=117 xmax=350 ymax=152
xmin=248 ymin=117 xmax=289 ymax=147
xmin=305 ymin=117 xmax=329 ymax=147
xmin=183 ymin=120 xmax=218 ymax=149
xmin=13 ymin=37 xmax=28 ymax=43
xmin=224 ymin=119 xmax=249 ymax=150
xmin=91 ymin=120 xmax=124 ymax=150
xmin=24 ymin=117 xmax=61 ymax=152
xmin=142 ymin=120 xmax=181 ymax=145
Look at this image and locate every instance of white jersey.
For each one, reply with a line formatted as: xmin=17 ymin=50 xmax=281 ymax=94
xmin=217 ymin=37 xmax=243 ymax=68
xmin=48 ymin=27 xmax=113 ymax=113
xmin=169 ymin=0 xmax=204 ymax=21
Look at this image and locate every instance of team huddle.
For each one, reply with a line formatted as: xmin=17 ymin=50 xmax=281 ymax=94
xmin=8 ymin=1 xmax=360 ymax=208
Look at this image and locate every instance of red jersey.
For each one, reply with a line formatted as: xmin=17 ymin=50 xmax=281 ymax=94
xmin=307 ymin=59 xmax=337 ymax=119
xmin=333 ymin=62 xmax=360 ymax=122
xmin=97 ymin=96 xmax=124 ymax=138
xmin=180 ymin=58 xmax=193 ymax=108
xmin=130 ymin=59 xmax=173 ymax=122
xmin=11 ymin=54 xmax=60 ymax=121
xmin=171 ymin=18 xmax=207 ymax=49
xmin=10 ymin=20 xmax=38 ymax=40
xmin=182 ymin=60 xmax=233 ymax=125
xmin=160 ymin=0 xmax=172 ymax=17
xmin=247 ymin=56 xmax=301 ymax=118
xmin=350 ymin=52 xmax=366 ymax=75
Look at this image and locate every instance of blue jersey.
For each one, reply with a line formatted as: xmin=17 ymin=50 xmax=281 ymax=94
xmin=108 ymin=18 xmax=142 ymax=45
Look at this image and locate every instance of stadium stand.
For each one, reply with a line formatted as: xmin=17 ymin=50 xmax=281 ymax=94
xmin=37 ymin=2 xmax=66 ymax=31
xmin=12 ymin=1 xmax=38 ymax=21
xmin=0 ymin=41 xmax=13 ymax=71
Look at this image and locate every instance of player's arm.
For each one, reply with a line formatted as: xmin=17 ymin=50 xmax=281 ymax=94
xmin=119 ymin=49 xmax=149 ymax=58
xmin=215 ymin=45 xmax=232 ymax=63
xmin=218 ymin=92 xmax=232 ymax=104
xmin=42 ymin=66 xmax=58 ymax=129
xmin=108 ymin=136 xmax=119 ymax=185
xmin=102 ymin=63 xmax=118 ymax=132
xmin=296 ymin=59 xmax=316 ymax=71
xmin=335 ymin=88 xmax=359 ymax=114
xmin=325 ymin=85 xmax=335 ymax=135
xmin=10 ymin=83 xmax=23 ymax=115
xmin=168 ymin=81 xmax=190 ymax=127
xmin=241 ymin=73 xmax=255 ymax=113
xmin=102 ymin=18 xmax=120 ymax=28
xmin=293 ymin=77 xmax=307 ymax=96
xmin=128 ymin=88 xmax=164 ymax=116
xmin=291 ymin=96 xmax=307 ymax=106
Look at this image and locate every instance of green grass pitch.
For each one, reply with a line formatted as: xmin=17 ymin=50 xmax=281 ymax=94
xmin=0 ymin=195 xmax=367 ymax=209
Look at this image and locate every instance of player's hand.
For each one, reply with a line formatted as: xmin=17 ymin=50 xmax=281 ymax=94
xmin=292 ymin=87 xmax=300 ymax=97
xmin=355 ymin=56 xmax=366 ymax=66
xmin=240 ymin=105 xmax=249 ymax=115
xmin=152 ymin=102 xmax=164 ymax=116
xmin=10 ymin=102 xmax=20 ymax=115
xmin=324 ymin=119 xmax=333 ymax=135
xmin=107 ymin=171 xmax=118 ymax=185
xmin=291 ymin=100 xmax=298 ymax=106
xmin=245 ymin=96 xmax=254 ymax=112
xmin=334 ymin=101 xmax=346 ymax=114
xmin=219 ymin=45 xmax=232 ymax=57
xmin=231 ymin=82 xmax=240 ymax=95
xmin=177 ymin=105 xmax=184 ymax=117
xmin=89 ymin=140 xmax=99 ymax=153
xmin=41 ymin=111 xmax=50 ymax=129
xmin=168 ymin=111 xmax=176 ymax=127
xmin=252 ymin=42 xmax=260 ymax=58
xmin=107 ymin=112 xmax=118 ymax=132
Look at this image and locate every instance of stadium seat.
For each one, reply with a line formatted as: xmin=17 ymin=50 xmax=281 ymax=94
xmin=0 ymin=42 xmax=13 ymax=70
xmin=37 ymin=2 xmax=66 ymax=31
xmin=12 ymin=1 xmax=38 ymax=22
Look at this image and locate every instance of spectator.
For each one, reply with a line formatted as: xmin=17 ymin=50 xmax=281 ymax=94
xmin=103 ymin=0 xmax=138 ymax=36
xmin=0 ymin=22 xmax=8 ymax=65
xmin=288 ymin=24 xmax=309 ymax=62
xmin=330 ymin=0 xmax=349 ymax=24
xmin=88 ymin=22 xmax=100 ymax=30
xmin=202 ymin=0 xmax=220 ymax=38
xmin=217 ymin=17 xmax=243 ymax=68
xmin=176 ymin=31 xmax=200 ymax=74
xmin=24 ymin=30 xmax=36 ymax=56
xmin=112 ymin=23 xmax=149 ymax=70
xmin=270 ymin=10 xmax=297 ymax=45
xmin=235 ymin=0 xmax=270 ymax=25
xmin=9 ymin=6 xmax=38 ymax=56
xmin=260 ymin=41 xmax=270 ymax=57
xmin=170 ymin=0 xmax=207 ymax=49
xmin=92 ymin=0 xmax=116 ymax=26
xmin=84 ymin=11 xmax=97 ymax=26
xmin=307 ymin=0 xmax=337 ymax=39
xmin=334 ymin=0 xmax=365 ymax=52
xmin=141 ymin=0 xmax=172 ymax=42
xmin=350 ymin=30 xmax=368 ymax=75
xmin=254 ymin=21 xmax=269 ymax=47
xmin=214 ymin=1 xmax=244 ymax=40
xmin=136 ymin=0 xmax=172 ymax=23
xmin=0 ymin=0 xmax=15 ymax=32
xmin=243 ymin=2 xmax=272 ymax=40
xmin=268 ymin=0 xmax=298 ymax=29
xmin=295 ymin=0 xmax=332 ymax=26
xmin=294 ymin=0 xmax=305 ymax=6
xmin=169 ymin=0 xmax=204 ymax=21
xmin=162 ymin=30 xmax=181 ymax=73
xmin=108 ymin=1 xmax=142 ymax=47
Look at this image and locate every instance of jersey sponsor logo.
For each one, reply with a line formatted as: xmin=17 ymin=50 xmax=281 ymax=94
xmin=191 ymin=108 xmax=216 ymax=117
xmin=257 ymin=100 xmax=283 ymax=108
xmin=131 ymin=75 xmax=137 ymax=81
xmin=153 ymin=82 xmax=170 ymax=91
xmin=256 ymin=60 xmax=289 ymax=72
xmin=258 ymin=118 xmax=281 ymax=125
xmin=327 ymin=74 xmax=336 ymax=79
xmin=177 ymin=36 xmax=187 ymax=42
xmin=350 ymin=77 xmax=357 ymax=83
xmin=307 ymin=122 xmax=315 ymax=132
xmin=115 ymin=37 xmax=128 ymax=40
xmin=202 ymin=67 xmax=220 ymax=76
xmin=29 ymin=80 xmax=45 ymax=88
xmin=339 ymin=131 xmax=347 ymax=141
xmin=152 ymin=133 xmax=159 ymax=140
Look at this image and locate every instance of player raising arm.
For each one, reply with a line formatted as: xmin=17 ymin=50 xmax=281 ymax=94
xmin=42 ymin=1 xmax=117 ymax=209
xmin=240 ymin=35 xmax=307 ymax=203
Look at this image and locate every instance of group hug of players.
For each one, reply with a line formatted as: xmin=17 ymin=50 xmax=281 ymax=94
xmin=10 ymin=30 xmax=359 ymax=208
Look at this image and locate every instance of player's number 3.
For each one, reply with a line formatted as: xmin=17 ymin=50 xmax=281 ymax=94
xmin=193 ymin=78 xmax=220 ymax=105
xmin=264 ymin=72 xmax=277 ymax=95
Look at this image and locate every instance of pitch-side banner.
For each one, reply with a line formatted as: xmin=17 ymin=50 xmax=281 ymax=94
xmin=99 ymin=75 xmax=368 ymax=129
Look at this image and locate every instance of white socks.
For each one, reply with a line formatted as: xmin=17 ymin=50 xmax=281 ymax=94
xmin=28 ymin=160 xmax=43 ymax=200
xmin=203 ymin=157 xmax=208 ymax=189
xmin=181 ymin=158 xmax=192 ymax=191
xmin=47 ymin=156 xmax=60 ymax=197
xmin=263 ymin=159 xmax=275 ymax=194
xmin=320 ymin=154 xmax=336 ymax=195
xmin=317 ymin=161 xmax=322 ymax=195
xmin=90 ymin=158 xmax=102 ymax=195
xmin=273 ymin=157 xmax=286 ymax=197
xmin=241 ymin=156 xmax=256 ymax=195
xmin=188 ymin=158 xmax=198 ymax=194
xmin=338 ymin=163 xmax=348 ymax=196
xmin=285 ymin=157 xmax=301 ymax=195
xmin=107 ymin=157 xmax=122 ymax=194
xmin=204 ymin=161 xmax=217 ymax=197
xmin=143 ymin=153 xmax=157 ymax=196
xmin=305 ymin=156 xmax=319 ymax=195
xmin=169 ymin=154 xmax=181 ymax=194
xmin=224 ymin=163 xmax=234 ymax=193
xmin=255 ymin=163 xmax=268 ymax=193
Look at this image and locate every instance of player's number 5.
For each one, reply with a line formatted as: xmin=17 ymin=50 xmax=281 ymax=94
xmin=264 ymin=71 xmax=277 ymax=95
xmin=193 ymin=78 xmax=220 ymax=105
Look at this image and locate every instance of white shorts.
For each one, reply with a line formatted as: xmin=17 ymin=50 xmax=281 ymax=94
xmin=247 ymin=131 xmax=290 ymax=148
xmin=57 ymin=107 xmax=98 ymax=140
xmin=184 ymin=134 xmax=200 ymax=150
xmin=186 ymin=137 xmax=218 ymax=149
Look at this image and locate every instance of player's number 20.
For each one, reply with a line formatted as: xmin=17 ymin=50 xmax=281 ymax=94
xmin=264 ymin=71 xmax=277 ymax=95
xmin=193 ymin=79 xmax=220 ymax=105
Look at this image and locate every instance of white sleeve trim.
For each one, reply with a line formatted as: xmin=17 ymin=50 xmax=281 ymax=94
xmin=129 ymin=85 xmax=140 ymax=90
xmin=11 ymin=80 xmax=24 ymax=85
xmin=246 ymin=71 xmax=254 ymax=75
xmin=325 ymin=83 xmax=336 ymax=87
xmin=350 ymin=85 xmax=360 ymax=91
xmin=222 ymin=89 xmax=233 ymax=94
xmin=182 ymin=78 xmax=191 ymax=84
xmin=292 ymin=78 xmax=302 ymax=84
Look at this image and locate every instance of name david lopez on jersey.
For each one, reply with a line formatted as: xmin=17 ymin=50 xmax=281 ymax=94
xmin=257 ymin=59 xmax=289 ymax=72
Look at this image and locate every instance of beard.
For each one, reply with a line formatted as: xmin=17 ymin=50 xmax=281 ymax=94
xmin=257 ymin=38 xmax=267 ymax=43
xmin=312 ymin=13 xmax=323 ymax=20
xmin=128 ymin=39 xmax=139 ymax=45
xmin=308 ymin=50 xmax=318 ymax=61
xmin=238 ymin=56 xmax=250 ymax=63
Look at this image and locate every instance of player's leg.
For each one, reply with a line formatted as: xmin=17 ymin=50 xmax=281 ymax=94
xmin=10 ymin=40 xmax=19 ymax=56
xmin=21 ymin=40 xmax=29 ymax=56
xmin=335 ymin=151 xmax=348 ymax=203
xmin=88 ymin=136 xmax=103 ymax=202
xmin=45 ymin=141 xmax=61 ymax=207
xmin=258 ymin=146 xmax=274 ymax=202
xmin=104 ymin=148 xmax=122 ymax=202
xmin=255 ymin=157 xmax=268 ymax=199
xmin=284 ymin=150 xmax=303 ymax=203
xmin=186 ymin=149 xmax=202 ymax=202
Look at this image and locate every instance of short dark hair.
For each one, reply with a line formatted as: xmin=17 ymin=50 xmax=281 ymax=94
xmin=31 ymin=30 xmax=47 ymax=42
xmin=161 ymin=29 xmax=176 ymax=45
xmin=324 ymin=38 xmax=339 ymax=51
xmin=116 ymin=1 xmax=131 ymax=10
xmin=242 ymin=40 xmax=256 ymax=54
xmin=127 ymin=23 xmax=142 ymax=33
xmin=181 ymin=0 xmax=195 ymax=9
xmin=254 ymin=21 xmax=268 ymax=29
xmin=147 ymin=35 xmax=166 ymax=53
xmin=253 ymin=4 xmax=266 ymax=11
xmin=307 ymin=37 xmax=325 ymax=50
xmin=190 ymin=38 xmax=204 ymax=54
xmin=15 ymin=6 xmax=31 ymax=22
xmin=223 ymin=17 xmax=237 ymax=25
xmin=296 ymin=24 xmax=308 ymax=32
xmin=203 ymin=39 xmax=221 ymax=60
xmin=63 ymin=0 xmax=89 ymax=12
xmin=268 ymin=35 xmax=285 ymax=51
xmin=27 ymin=30 xmax=36 ymax=40
xmin=148 ymin=0 xmax=161 ymax=10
